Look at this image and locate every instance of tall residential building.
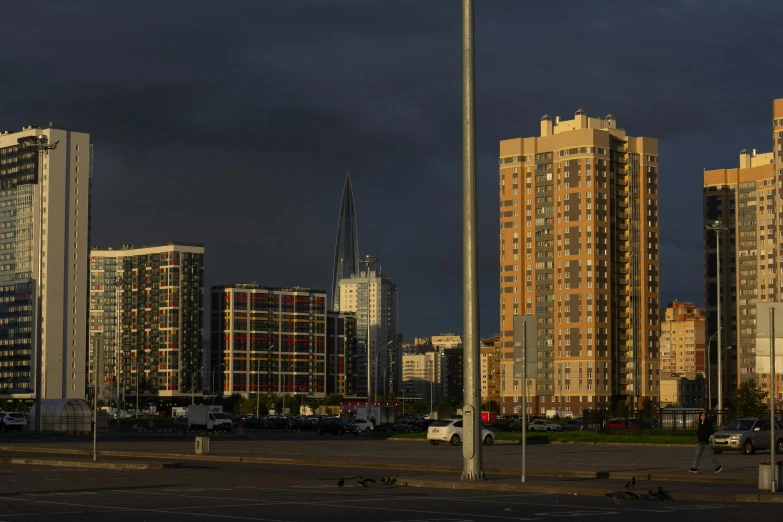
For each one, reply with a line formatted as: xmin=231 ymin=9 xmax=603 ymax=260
xmin=338 ymin=268 xmax=399 ymax=397
xmin=660 ymin=301 xmax=706 ymax=375
xmin=431 ymin=334 xmax=463 ymax=350
xmin=499 ymin=110 xmax=660 ymax=416
xmin=401 ymin=351 xmax=443 ymax=402
xmin=210 ymin=285 xmax=327 ymax=400
xmin=332 ymin=172 xmax=359 ymax=311
xmin=703 ymin=98 xmax=783 ymax=400
xmin=0 ymin=126 xmax=90 ymax=400
xmin=89 ymin=243 xmax=204 ymax=403
xmin=326 ymin=311 xmax=357 ymax=396
xmin=480 ymin=334 xmax=502 ymax=406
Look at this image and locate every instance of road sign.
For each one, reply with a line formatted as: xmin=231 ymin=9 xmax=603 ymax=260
xmin=512 ymin=315 xmax=538 ymax=379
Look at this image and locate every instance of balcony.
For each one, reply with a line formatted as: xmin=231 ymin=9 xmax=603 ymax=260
xmin=617 ymin=223 xmax=628 ymax=231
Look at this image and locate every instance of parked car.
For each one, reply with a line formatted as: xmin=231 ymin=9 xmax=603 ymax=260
xmin=412 ymin=419 xmax=438 ymax=431
xmin=314 ymin=417 xmax=359 ymax=436
xmin=0 ymin=412 xmax=27 ymax=431
xmin=427 ymin=418 xmax=495 ymax=446
xmin=392 ymin=420 xmax=415 ymax=433
xmin=173 ymin=415 xmax=188 ymax=429
xmin=711 ymin=417 xmax=783 ymax=455
xmin=242 ymin=416 xmax=272 ymax=430
xmin=351 ymin=418 xmax=374 ymax=432
xmin=527 ymin=419 xmax=563 ymax=432
xmin=265 ymin=416 xmax=294 ymax=430
xmin=605 ymin=418 xmax=639 ymax=430
xmin=562 ymin=419 xmax=584 ymax=431
xmin=291 ymin=416 xmax=319 ymax=431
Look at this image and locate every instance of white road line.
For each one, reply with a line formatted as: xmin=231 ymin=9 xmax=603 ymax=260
xmin=0 ymin=496 xmax=296 ymax=522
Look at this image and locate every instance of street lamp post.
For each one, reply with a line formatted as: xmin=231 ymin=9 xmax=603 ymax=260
xmin=23 ymin=136 xmax=58 ymax=432
xmin=282 ymin=358 xmax=296 ymax=416
xmin=212 ymin=363 xmax=225 ymax=405
xmin=256 ymin=344 xmax=274 ymax=417
xmin=192 ymin=365 xmax=204 ymax=406
xmin=706 ymin=220 xmax=728 ymax=425
xmin=706 ymin=330 xmax=720 ymax=410
xmin=361 ymin=255 xmax=377 ymax=413
xmin=111 ymin=274 xmax=133 ymax=427
xmin=135 ymin=319 xmax=158 ymax=419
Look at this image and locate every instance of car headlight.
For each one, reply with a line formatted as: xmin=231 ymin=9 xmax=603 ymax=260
xmin=730 ymin=434 xmax=741 ymax=440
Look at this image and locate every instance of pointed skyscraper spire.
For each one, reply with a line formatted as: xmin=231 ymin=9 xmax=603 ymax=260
xmin=332 ymin=171 xmax=360 ymax=310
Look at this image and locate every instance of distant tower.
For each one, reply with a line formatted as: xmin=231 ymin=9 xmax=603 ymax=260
xmin=332 ymin=171 xmax=360 ymax=310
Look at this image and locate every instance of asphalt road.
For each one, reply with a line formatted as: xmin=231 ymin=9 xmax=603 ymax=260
xmin=0 ymin=460 xmax=770 ymax=521
xmin=0 ymin=430 xmax=766 ymax=478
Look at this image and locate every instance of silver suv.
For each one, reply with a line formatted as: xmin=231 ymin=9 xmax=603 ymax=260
xmin=711 ymin=417 xmax=783 ymax=455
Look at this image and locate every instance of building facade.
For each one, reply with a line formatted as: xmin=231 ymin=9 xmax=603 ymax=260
xmin=326 ymin=311 xmax=357 ymax=396
xmin=401 ymin=351 xmax=443 ymax=403
xmin=499 ymin=110 xmax=661 ymax=415
xmin=90 ymin=243 xmax=204 ymax=404
xmin=431 ymin=334 xmax=463 ymax=350
xmin=210 ymin=285 xmax=327 ymax=400
xmin=660 ymin=372 xmax=706 ymax=408
xmin=480 ymin=334 xmax=502 ymax=406
xmin=660 ymin=301 xmax=706 ymax=375
xmin=0 ymin=126 xmax=90 ymax=400
xmin=703 ymin=99 xmax=783 ymax=400
xmin=338 ymin=268 xmax=399 ymax=398
xmin=332 ymin=172 xmax=360 ymax=312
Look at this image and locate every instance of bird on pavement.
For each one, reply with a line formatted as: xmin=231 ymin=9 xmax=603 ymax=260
xmin=357 ymin=476 xmax=376 ymax=487
xmin=337 ymin=478 xmax=344 ymax=489
xmin=605 ymin=491 xmax=639 ymax=505
xmin=624 ymin=477 xmax=636 ymax=489
xmin=649 ymin=486 xmax=666 ymax=500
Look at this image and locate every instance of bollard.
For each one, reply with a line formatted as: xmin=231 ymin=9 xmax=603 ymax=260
xmin=195 ymin=436 xmax=210 ymax=455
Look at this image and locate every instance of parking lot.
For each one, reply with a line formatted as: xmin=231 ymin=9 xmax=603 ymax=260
xmin=0 ymin=460 xmax=766 ymax=521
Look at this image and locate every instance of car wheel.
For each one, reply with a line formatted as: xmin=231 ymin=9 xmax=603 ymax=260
xmin=338 ymin=429 xmax=344 ymax=436
xmin=365 ymin=427 xmax=371 ymax=432
xmin=449 ymin=434 xmax=461 ymax=446
xmin=317 ymin=428 xmax=323 ymax=435
xmin=430 ymin=440 xmax=439 ymax=445
xmin=354 ymin=432 xmax=359 ymax=437
xmin=742 ymin=440 xmax=754 ymax=455
xmin=483 ymin=435 xmax=494 ymax=445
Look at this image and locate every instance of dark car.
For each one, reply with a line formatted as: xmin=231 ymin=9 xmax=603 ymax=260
xmin=265 ymin=416 xmax=294 ymax=430
xmin=314 ymin=417 xmax=359 ymax=436
xmin=291 ymin=416 xmax=319 ymax=431
xmin=562 ymin=419 xmax=583 ymax=431
xmin=412 ymin=419 xmax=437 ymax=431
xmin=243 ymin=416 xmax=272 ymax=430
xmin=392 ymin=420 xmax=416 ymax=433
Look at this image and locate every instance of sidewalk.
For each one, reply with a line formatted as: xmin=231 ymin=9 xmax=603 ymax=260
xmin=396 ymin=471 xmax=783 ymax=504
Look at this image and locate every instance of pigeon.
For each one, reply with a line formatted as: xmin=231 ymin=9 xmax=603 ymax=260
xmin=606 ymin=491 xmax=639 ymax=505
xmin=337 ymin=478 xmax=344 ymax=489
xmin=649 ymin=486 xmax=666 ymax=500
xmin=625 ymin=477 xmax=636 ymax=489
xmin=356 ymin=476 xmax=376 ymax=487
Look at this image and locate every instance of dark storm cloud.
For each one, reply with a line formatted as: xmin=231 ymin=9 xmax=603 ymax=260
xmin=2 ymin=0 xmax=782 ymax=338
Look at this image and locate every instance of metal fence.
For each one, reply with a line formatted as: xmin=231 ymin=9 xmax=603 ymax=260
xmin=582 ymin=408 xmax=734 ymax=433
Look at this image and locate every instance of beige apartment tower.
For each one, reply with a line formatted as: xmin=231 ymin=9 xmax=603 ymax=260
xmin=499 ymin=110 xmax=660 ymax=416
xmin=702 ymin=98 xmax=783 ymax=403
xmin=660 ymin=301 xmax=706 ymax=375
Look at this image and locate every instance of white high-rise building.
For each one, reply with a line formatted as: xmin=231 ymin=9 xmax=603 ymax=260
xmin=338 ymin=268 xmax=398 ymax=397
xmin=0 ymin=126 xmax=91 ymax=400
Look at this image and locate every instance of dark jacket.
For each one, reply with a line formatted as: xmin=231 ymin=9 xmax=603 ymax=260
xmin=697 ymin=418 xmax=714 ymax=443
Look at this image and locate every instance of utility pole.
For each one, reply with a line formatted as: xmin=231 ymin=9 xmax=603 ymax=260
xmin=706 ymin=220 xmax=727 ymax=425
xmin=93 ymin=336 xmax=102 ymax=462
xmin=24 ymin=136 xmax=58 ymax=432
xmin=361 ymin=255 xmax=377 ymax=418
xmin=461 ymin=0 xmax=483 ymax=481
xmin=769 ymin=306 xmax=777 ymax=493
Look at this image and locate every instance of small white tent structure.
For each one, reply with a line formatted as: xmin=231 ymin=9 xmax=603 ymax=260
xmin=29 ymin=399 xmax=92 ymax=432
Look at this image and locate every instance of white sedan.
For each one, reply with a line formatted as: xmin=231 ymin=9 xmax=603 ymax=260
xmin=427 ymin=418 xmax=495 ymax=446
xmin=527 ymin=419 xmax=563 ymax=432
xmin=351 ymin=418 xmax=374 ymax=432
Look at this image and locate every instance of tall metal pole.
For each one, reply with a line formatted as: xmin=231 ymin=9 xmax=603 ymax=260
xmin=361 ymin=255 xmax=376 ymax=416
xmin=93 ymin=336 xmax=102 ymax=462
xmin=771 ymin=307 xmax=777 ymax=493
xmin=521 ymin=337 xmax=528 ymax=481
xmin=461 ymin=0 xmax=483 ymax=481
xmin=707 ymin=221 xmax=727 ymax=424
xmin=26 ymin=138 xmax=58 ymax=432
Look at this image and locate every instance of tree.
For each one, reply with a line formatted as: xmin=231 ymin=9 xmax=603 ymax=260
xmin=730 ymin=379 xmax=767 ymax=418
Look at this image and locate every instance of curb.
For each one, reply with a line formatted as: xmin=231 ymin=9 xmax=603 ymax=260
xmin=397 ymin=476 xmax=783 ymax=504
xmin=0 ymin=457 xmax=180 ymax=470
xmin=387 ymin=437 xmax=693 ymax=448
xmin=0 ymin=445 xmax=753 ymax=485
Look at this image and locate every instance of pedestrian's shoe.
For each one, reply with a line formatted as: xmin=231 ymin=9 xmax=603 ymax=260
xmin=715 ymin=466 xmax=722 ymax=474
xmin=688 ymin=468 xmax=698 ymax=473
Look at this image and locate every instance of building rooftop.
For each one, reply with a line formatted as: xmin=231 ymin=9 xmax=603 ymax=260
xmin=212 ymin=284 xmax=327 ymax=294
xmin=93 ymin=241 xmax=204 ymax=251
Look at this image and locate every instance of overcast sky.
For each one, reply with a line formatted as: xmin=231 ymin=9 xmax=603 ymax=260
xmin=2 ymin=1 xmax=781 ymax=340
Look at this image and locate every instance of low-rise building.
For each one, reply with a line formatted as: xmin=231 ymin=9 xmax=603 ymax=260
xmin=660 ymin=372 xmax=706 ymax=407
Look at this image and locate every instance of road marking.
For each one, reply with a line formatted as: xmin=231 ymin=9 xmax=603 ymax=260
xmin=0 ymin=495 xmax=297 ymax=522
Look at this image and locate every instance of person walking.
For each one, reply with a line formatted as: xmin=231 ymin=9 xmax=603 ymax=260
xmin=689 ymin=411 xmax=722 ymax=473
